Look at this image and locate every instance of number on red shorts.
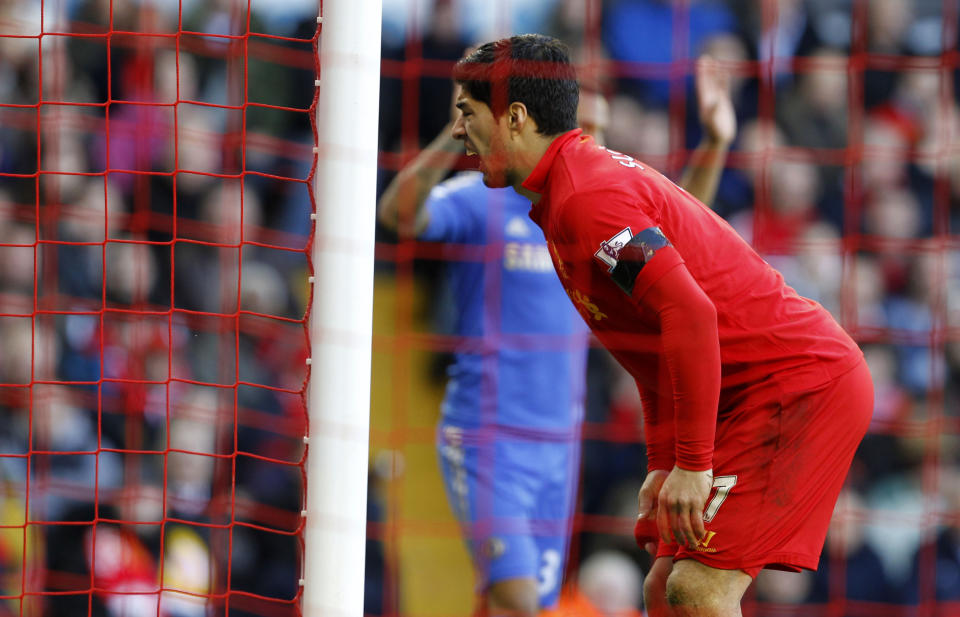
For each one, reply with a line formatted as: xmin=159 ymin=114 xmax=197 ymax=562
xmin=703 ymin=475 xmax=737 ymax=522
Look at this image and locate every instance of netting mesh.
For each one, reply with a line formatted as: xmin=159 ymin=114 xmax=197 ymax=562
xmin=0 ymin=1 xmax=319 ymax=616
xmin=373 ymin=1 xmax=959 ymax=616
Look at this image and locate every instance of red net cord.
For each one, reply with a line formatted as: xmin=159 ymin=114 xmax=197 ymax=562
xmin=0 ymin=1 xmax=320 ymax=615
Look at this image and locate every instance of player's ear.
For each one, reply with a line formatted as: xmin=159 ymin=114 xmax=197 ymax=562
xmin=507 ymin=102 xmax=528 ymax=133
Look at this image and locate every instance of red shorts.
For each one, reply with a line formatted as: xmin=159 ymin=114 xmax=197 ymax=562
xmin=656 ymin=358 xmax=874 ymax=577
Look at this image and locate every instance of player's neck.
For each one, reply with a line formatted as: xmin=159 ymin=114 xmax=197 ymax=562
xmin=514 ymin=183 xmax=540 ymax=203
xmin=511 ymin=132 xmax=554 ymax=203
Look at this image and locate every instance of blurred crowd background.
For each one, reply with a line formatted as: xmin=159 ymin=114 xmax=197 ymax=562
xmin=0 ymin=0 xmax=956 ymax=616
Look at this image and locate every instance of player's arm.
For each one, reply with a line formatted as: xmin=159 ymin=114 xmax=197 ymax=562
xmin=638 ymin=386 xmax=676 ymax=473
xmin=678 ymin=56 xmax=736 ymax=208
xmin=637 ymin=262 xmax=719 ymax=472
xmin=377 ymin=123 xmax=463 ymax=237
xmin=610 ymin=234 xmax=720 ymax=548
xmin=635 ymin=385 xmax=673 ymax=554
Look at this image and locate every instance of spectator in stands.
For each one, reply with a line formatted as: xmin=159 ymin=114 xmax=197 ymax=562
xmin=769 ymin=221 xmax=844 ymax=317
xmin=0 ymin=223 xmax=37 ymax=300
xmin=865 ymin=187 xmax=924 ymax=245
xmin=849 ymin=342 xmax=918 ymax=491
xmin=807 ymin=488 xmax=898 ymax=605
xmin=852 ymin=254 xmax=889 ymax=330
xmin=859 ymin=112 xmax=916 ymax=209
xmin=861 ymin=343 xmax=913 ymax=431
xmin=605 ymin=96 xmax=670 ymax=171
xmin=728 ymin=153 xmax=824 ymax=255
xmin=775 ymin=47 xmax=849 ymax=224
xmin=863 ymin=0 xmax=916 ymax=106
xmin=902 ymin=466 xmax=960 ymax=608
xmin=753 ymin=568 xmax=812 ymax=614
xmin=884 ymin=251 xmax=947 ymax=398
xmin=602 ymin=0 xmax=736 ymax=106
xmin=728 ymin=0 xmax=833 ymax=70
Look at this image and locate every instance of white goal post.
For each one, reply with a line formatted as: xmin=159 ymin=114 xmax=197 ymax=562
xmin=303 ymin=0 xmax=381 ymax=614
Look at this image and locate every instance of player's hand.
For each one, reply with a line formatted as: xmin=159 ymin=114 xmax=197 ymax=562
xmin=636 ymin=469 xmax=669 ymax=555
xmin=656 ymin=466 xmax=713 ymax=549
xmin=694 ymin=56 xmax=736 ymax=147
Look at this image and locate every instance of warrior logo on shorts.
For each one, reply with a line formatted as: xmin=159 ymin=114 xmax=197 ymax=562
xmin=695 ymin=531 xmax=718 ymax=553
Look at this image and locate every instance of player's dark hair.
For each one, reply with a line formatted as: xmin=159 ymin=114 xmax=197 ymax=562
xmin=453 ymin=34 xmax=579 ymax=136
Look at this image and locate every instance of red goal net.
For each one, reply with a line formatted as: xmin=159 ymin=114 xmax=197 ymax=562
xmin=0 ymin=1 xmax=319 ymax=616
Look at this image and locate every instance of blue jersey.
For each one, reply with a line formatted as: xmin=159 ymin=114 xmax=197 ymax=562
xmin=421 ymin=172 xmax=589 ymax=433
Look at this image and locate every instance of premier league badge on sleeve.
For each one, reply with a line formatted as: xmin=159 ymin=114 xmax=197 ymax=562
xmin=593 ymin=227 xmax=633 ymax=272
xmin=607 ymin=226 xmax=673 ymax=294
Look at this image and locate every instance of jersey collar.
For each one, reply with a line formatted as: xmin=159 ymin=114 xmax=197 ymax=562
xmin=522 ymin=128 xmax=583 ymax=195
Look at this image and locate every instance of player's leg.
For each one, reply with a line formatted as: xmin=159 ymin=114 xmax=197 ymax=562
xmin=643 ymin=551 xmax=752 ymax=616
xmin=489 ymin=433 xmax=579 ymax=616
xmin=656 ymin=360 xmax=874 ymax=614
xmin=488 ymin=577 xmax=539 ymax=617
xmin=643 ymin=556 xmax=676 ymax=617
xmin=488 ymin=433 xmax=580 ymax=617
xmin=664 ymin=559 xmax=752 ymax=616
xmin=483 ymin=453 xmax=562 ymax=617
xmin=436 ymin=425 xmax=548 ymax=617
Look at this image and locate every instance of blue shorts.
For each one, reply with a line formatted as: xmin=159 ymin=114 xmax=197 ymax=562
xmin=436 ymin=422 xmax=581 ymax=608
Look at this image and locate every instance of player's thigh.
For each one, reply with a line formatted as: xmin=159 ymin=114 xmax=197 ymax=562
xmin=530 ymin=438 xmax=580 ymax=605
xmin=436 ymin=425 xmax=561 ymax=590
xmin=674 ymin=361 xmax=874 ymax=574
xmin=436 ymin=424 xmax=539 ymax=530
xmin=666 ymin=559 xmax=752 ymax=608
xmin=662 ymin=396 xmax=784 ymax=574
xmin=643 ymin=556 xmax=674 ymax=615
xmin=749 ymin=362 xmax=873 ymax=551
xmin=488 ymin=577 xmax=540 ymax=617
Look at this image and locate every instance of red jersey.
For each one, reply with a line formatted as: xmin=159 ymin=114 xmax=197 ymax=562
xmin=524 ymin=130 xmax=862 ymax=472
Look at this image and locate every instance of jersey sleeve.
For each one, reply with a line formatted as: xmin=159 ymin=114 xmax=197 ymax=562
xmin=641 ymin=264 xmax=719 ymax=471
xmin=418 ymin=176 xmax=483 ymax=243
xmin=556 ymin=187 xmax=683 ymax=297
xmin=637 ymin=384 xmax=675 ymax=472
xmin=558 ymin=188 xmax=719 ymax=471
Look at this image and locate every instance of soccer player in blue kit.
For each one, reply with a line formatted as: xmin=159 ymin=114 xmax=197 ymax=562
xmin=378 ymin=55 xmax=736 ymax=617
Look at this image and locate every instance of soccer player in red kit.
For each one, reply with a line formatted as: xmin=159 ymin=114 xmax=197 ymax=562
xmin=450 ymin=34 xmax=874 ymax=616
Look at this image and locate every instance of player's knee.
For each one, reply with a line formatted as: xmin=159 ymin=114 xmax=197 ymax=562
xmin=643 ymin=557 xmax=673 ymax=613
xmin=664 ymin=571 xmax=695 ymax=610
xmin=643 ymin=575 xmax=664 ymax=608
xmin=488 ymin=578 xmax=540 ymax=617
xmin=643 ymin=564 xmax=668 ymax=606
xmin=664 ymin=563 xmax=744 ymax=614
xmin=665 ymin=568 xmax=720 ymax=611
